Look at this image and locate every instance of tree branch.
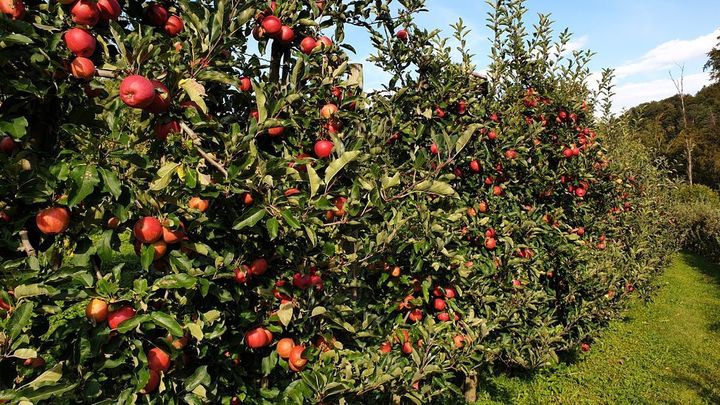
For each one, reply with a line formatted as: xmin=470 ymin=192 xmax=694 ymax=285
xmin=96 ymin=69 xmax=118 ymax=79
xmin=179 ymin=122 xmax=229 ymax=178
xmin=19 ymin=230 xmax=36 ymax=257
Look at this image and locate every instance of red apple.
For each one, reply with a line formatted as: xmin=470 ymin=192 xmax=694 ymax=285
xmin=456 ymin=100 xmax=467 ymax=114
xmin=245 ymin=327 xmax=272 ymax=348
xmin=0 ymin=136 xmax=16 ymax=154
xmin=154 ymin=120 xmax=181 ymax=141
xmin=249 ymin=258 xmax=267 ymax=276
xmin=433 ymin=298 xmax=446 ymax=311
xmin=64 ymin=28 xmax=96 ymax=57
xmin=429 ymin=143 xmax=439 ymax=155
xmin=133 ymin=217 xmax=163 ymax=244
xmin=239 ymin=77 xmax=252 ymax=92
xmin=267 ymin=126 xmax=285 ymax=137
xmin=279 ymin=25 xmax=295 ymax=43
xmin=261 ymin=16 xmax=282 ymax=36
xmin=317 ymin=36 xmax=333 ymax=49
xmin=300 ymin=37 xmax=316 ymax=54
xmin=164 ymin=15 xmax=184 ymax=37
xmin=146 ymin=3 xmax=168 ymax=26
xmin=469 ymin=160 xmax=481 ymax=173
xmin=147 ymin=347 xmax=170 ymax=372
xmin=71 ymin=0 xmax=101 ymax=26
xmin=141 ymin=369 xmax=160 ymax=394
xmin=314 ymin=140 xmax=334 ymax=158
xmin=484 ymin=237 xmax=497 ymax=250
xmin=70 ymin=57 xmax=96 ymax=80
xmin=188 ymin=197 xmax=209 ymax=212
xmin=437 ymin=312 xmax=450 ymax=322
xmin=144 ymin=80 xmax=171 ymax=114
xmin=97 ymin=0 xmax=121 ymax=21
xmin=0 ymin=0 xmax=25 ymax=19
xmin=36 ymin=207 xmax=70 ymax=235
xmin=119 ymin=75 xmax=155 ymax=108
xmin=320 ymin=103 xmax=338 ymax=119
xmin=107 ymin=306 xmax=135 ymax=329
xmin=396 ymin=29 xmax=408 ymax=41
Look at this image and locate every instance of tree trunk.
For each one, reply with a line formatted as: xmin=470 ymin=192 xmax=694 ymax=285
xmin=464 ymin=373 xmax=478 ymax=403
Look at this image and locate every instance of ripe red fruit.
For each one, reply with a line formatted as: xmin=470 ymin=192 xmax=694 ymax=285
xmin=107 ymin=306 xmax=135 ymax=329
xmin=300 ymin=37 xmax=317 ymax=54
xmin=434 ymin=106 xmax=446 ymax=118
xmin=493 ymin=185 xmax=504 ymax=196
xmin=0 ymin=0 xmax=25 ymax=19
xmin=85 ymin=298 xmax=108 ymax=323
xmin=36 ymin=207 xmax=70 ymax=235
xmin=484 ymin=237 xmax=497 ymax=250
xmin=144 ymin=80 xmax=171 ymax=114
xmin=437 ymin=312 xmax=450 ymax=322
xmin=65 ymin=28 xmax=96 ymax=57
xmin=320 ymin=103 xmax=338 ymax=119
xmin=433 ymin=298 xmax=446 ymax=311
xmin=245 ymin=327 xmax=272 ymax=348
xmin=485 ymin=228 xmax=496 ymax=238
xmin=279 ymin=25 xmax=295 ymax=43
xmin=250 ymin=258 xmax=268 ymax=276
xmin=504 ymin=149 xmax=518 ymax=159
xmin=162 ymin=222 xmax=185 ymax=244
xmin=408 ymin=309 xmax=423 ymax=322
xmin=469 ymin=160 xmax=481 ymax=173
xmin=71 ymin=0 xmax=101 ymax=26
xmin=401 ymin=341 xmax=413 ymax=354
xmin=276 ymin=338 xmax=295 ymax=359
xmin=581 ymin=343 xmax=590 ymax=352
xmin=396 ymin=29 xmax=408 ymax=41
xmin=453 ymin=335 xmax=465 ymax=348
xmin=445 ymin=287 xmax=457 ymax=299
xmin=575 ymin=187 xmax=587 ymax=198
xmin=133 ymin=217 xmax=163 ymax=244
xmin=261 ymin=16 xmax=282 ymax=36
xmin=146 ymin=4 xmax=168 ymax=26
xmin=314 ymin=140 xmax=334 ymax=158
xmin=478 ymin=201 xmax=488 ymax=213
xmin=154 ymin=120 xmax=180 ymax=141
xmin=429 ymin=144 xmax=439 ymax=155
xmin=119 ymin=75 xmax=156 ymax=108
xmin=70 ymin=57 xmax=96 ymax=80
xmin=326 ymin=120 xmax=342 ymax=134
xmin=239 ymin=77 xmax=252 ymax=92
xmin=188 ymin=197 xmax=209 ymax=212
xmin=0 ymin=136 xmax=15 ymax=153
xmin=249 ymin=110 xmax=259 ymax=120
xmin=289 ymin=345 xmax=308 ymax=371
xmin=141 ymin=370 xmax=160 ymax=394
xmin=317 ymin=36 xmax=333 ymax=49
xmin=456 ymin=100 xmax=467 ymax=114
xmin=164 ymin=15 xmax=184 ymax=37
xmin=379 ymin=341 xmax=392 ymax=353
xmin=233 ymin=268 xmax=247 ymax=284
xmin=97 ymin=0 xmax=121 ymax=21
xmin=562 ymin=147 xmax=574 ymax=158
xmin=267 ymin=126 xmax=285 ymax=137
xmin=487 ymin=130 xmax=498 ymax=141
xmin=147 ymin=348 xmax=170 ymax=372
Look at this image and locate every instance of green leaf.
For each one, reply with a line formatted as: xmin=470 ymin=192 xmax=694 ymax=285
xmin=8 ymin=301 xmax=33 ymax=340
xmin=277 ymin=302 xmax=293 ymax=327
xmin=0 ymin=116 xmax=28 ymax=138
xmin=151 ymin=312 xmax=184 ymax=337
xmin=98 ymin=167 xmax=122 ymax=199
xmin=381 ymin=172 xmax=401 ymax=190
xmin=281 ymin=210 xmax=301 ymax=230
xmin=12 ymin=348 xmax=37 ymax=359
xmin=186 ymin=322 xmax=204 ymax=342
xmin=0 ymin=34 xmax=33 ymax=46
xmin=455 ymin=124 xmax=479 ymax=154
xmin=149 ymin=162 xmax=180 ymax=191
xmin=311 ymin=307 xmax=326 ymax=317
xmin=117 ymin=314 xmax=151 ymax=333
xmin=324 ymin=151 xmax=361 ymax=184
xmin=152 ymin=274 xmax=197 ymax=290
xmin=414 ymin=180 xmax=456 ymax=196
xmin=252 ymin=81 xmax=268 ymax=124
xmin=21 ymin=363 xmax=63 ymax=390
xmin=233 ymin=208 xmax=266 ymax=229
xmin=261 ymin=351 xmax=278 ymax=376
xmin=184 ymin=365 xmax=210 ymax=392
xmin=179 ymin=78 xmax=208 ymax=113
xmin=13 ymin=284 xmax=51 ymax=299
xmin=68 ymin=164 xmax=100 ymax=207
xmin=140 ymin=244 xmax=154 ymax=271
xmin=266 ymin=217 xmax=279 ymax=240
xmin=307 ymin=164 xmax=322 ymax=198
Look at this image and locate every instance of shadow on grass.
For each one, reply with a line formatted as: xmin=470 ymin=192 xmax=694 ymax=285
xmin=666 ymin=365 xmax=720 ymax=405
xmin=682 ymin=253 xmax=720 ymax=285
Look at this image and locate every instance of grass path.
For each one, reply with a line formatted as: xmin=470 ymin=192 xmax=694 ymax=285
xmin=476 ymin=253 xmax=720 ymax=404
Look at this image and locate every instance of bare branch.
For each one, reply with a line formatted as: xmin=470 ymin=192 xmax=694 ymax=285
xmin=179 ymin=122 xmax=229 ymax=178
xmin=19 ymin=230 xmax=36 ymax=257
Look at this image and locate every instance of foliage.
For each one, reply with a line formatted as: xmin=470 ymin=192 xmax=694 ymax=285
xmin=672 ymin=184 xmax=720 ymax=262
xmin=624 ymin=82 xmax=720 ymax=188
xmin=476 ymin=254 xmax=720 ymax=404
xmin=0 ymin=0 xmax=676 ymax=403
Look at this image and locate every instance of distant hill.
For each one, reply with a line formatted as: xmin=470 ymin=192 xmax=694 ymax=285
xmin=623 ymin=82 xmax=720 ymax=188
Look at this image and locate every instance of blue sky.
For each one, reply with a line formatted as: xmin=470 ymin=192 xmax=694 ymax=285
xmin=344 ymin=0 xmax=720 ymax=112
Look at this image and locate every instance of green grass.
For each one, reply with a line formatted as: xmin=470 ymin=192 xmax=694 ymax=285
xmin=476 ymin=253 xmax=720 ymax=404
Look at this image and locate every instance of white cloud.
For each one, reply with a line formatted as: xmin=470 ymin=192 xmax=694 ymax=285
xmin=614 ymin=28 xmax=720 ymax=79
xmin=562 ymin=35 xmax=589 ymax=56
xmin=611 ymin=71 xmax=710 ymax=113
